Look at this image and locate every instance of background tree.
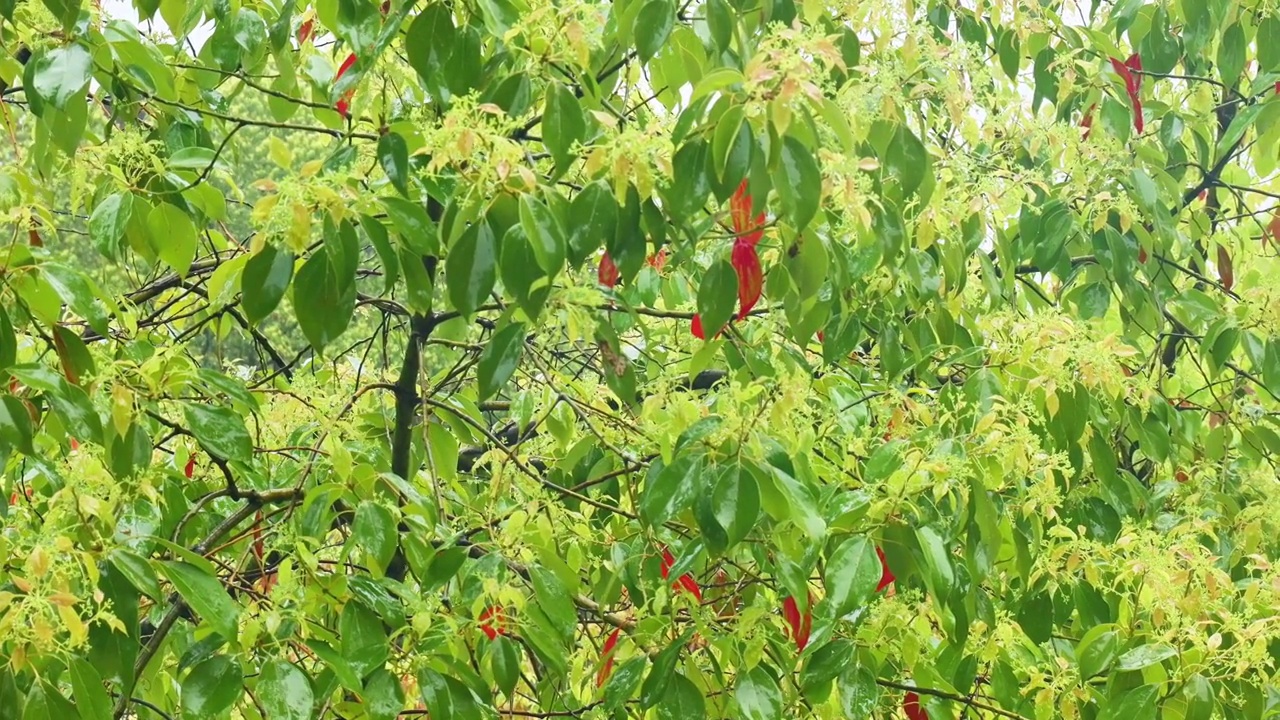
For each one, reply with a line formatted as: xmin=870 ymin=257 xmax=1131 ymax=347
xmin=0 ymin=0 xmax=1279 ymax=718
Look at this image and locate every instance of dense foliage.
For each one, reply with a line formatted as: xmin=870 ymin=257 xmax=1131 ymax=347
xmin=1 ymin=0 xmax=1280 ymax=718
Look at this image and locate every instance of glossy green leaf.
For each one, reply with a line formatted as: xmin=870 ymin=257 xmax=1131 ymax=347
xmin=88 ymin=192 xmax=133 ymax=259
xmin=774 ymin=136 xmax=821 ymax=232
xmin=837 ymin=666 xmax=878 ymax=719
xmin=445 ymin=221 xmax=496 ymax=317
xmin=823 ymin=535 xmax=879 ymax=617
xmin=181 ymin=656 xmax=243 ymax=718
xmin=68 ymin=658 xmax=111 ymax=720
xmin=696 ymin=259 xmax=738 ymax=339
xmin=363 ymin=669 xmax=406 ymax=720
xmin=543 ymin=83 xmax=585 ymax=170
xmin=377 ymin=131 xmax=411 ymax=197
xmin=163 ymin=561 xmax=241 ymax=640
xmin=352 ymin=500 xmax=398 ymax=576
xmin=656 ymin=673 xmax=706 ymax=720
xmin=183 ymin=403 xmax=252 ymax=463
xmin=478 ymin=323 xmax=526 ymax=401
xmin=29 ymin=44 xmax=91 ymax=109
xmin=1115 ymin=644 xmax=1176 ymax=671
xmin=567 ymin=181 xmax=618 ymax=265
xmin=736 ymin=666 xmax=782 ymax=720
xmin=257 ymin=660 xmax=314 ymax=720
xmin=242 ymin=245 xmax=295 ymax=325
xmin=635 ymin=0 xmax=675 ymax=62
xmin=292 ymin=248 xmax=357 ymax=352
xmin=518 ymin=194 xmax=567 ymax=276
xmin=1076 ymin=628 xmax=1119 ymax=678
xmin=341 ymin=600 xmax=389 ymax=678
xmin=640 ymin=453 xmax=704 ymax=527
xmin=147 ymin=202 xmax=199 ymax=278
xmin=418 ymin=668 xmax=484 ymax=720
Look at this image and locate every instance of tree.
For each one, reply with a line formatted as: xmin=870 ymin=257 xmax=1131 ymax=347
xmin=0 ymin=0 xmax=1278 ymax=717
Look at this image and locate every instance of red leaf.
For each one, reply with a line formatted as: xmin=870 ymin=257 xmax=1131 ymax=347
xmin=1137 ymin=246 xmax=1148 ymax=264
xmin=598 ymin=252 xmax=620 ymax=288
xmin=904 ymin=691 xmax=929 ymax=720
xmin=1175 ymin=468 xmax=1189 ymax=483
xmin=335 ymin=53 xmax=358 ymax=117
xmin=1217 ymin=245 xmax=1234 ymax=291
xmin=1109 ymin=55 xmax=1144 ymax=133
xmin=659 ymin=546 xmax=702 ymax=600
xmin=297 ymin=19 xmax=313 ymax=45
xmin=876 ymin=546 xmax=895 ymax=592
xmin=781 ymin=595 xmax=813 ymax=651
xmin=597 ymin=628 xmax=622 ymax=687
xmin=1265 ymin=210 xmax=1280 ymax=250
xmin=184 ymin=455 xmax=196 ymax=479
xmin=730 ymin=180 xmax=766 ymax=246
xmin=381 ymin=0 xmax=391 ymax=13
xmin=648 ymin=247 xmax=668 ymax=272
xmin=69 ymin=437 xmax=79 ymax=451
xmin=691 ymin=314 xmax=705 ymax=339
xmin=28 ymin=229 xmax=42 ymax=247
xmin=816 ymin=331 xmax=824 ymax=342
xmin=252 ymin=510 xmax=265 ymax=561
xmin=731 ymin=242 xmax=762 ymax=319
xmin=1080 ymin=104 xmax=1095 ymax=140
xmin=478 ymin=606 xmax=509 ymax=641
xmin=52 ymin=331 xmax=79 ymax=386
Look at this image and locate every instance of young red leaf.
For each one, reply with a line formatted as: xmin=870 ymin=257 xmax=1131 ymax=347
xmin=1266 ymin=210 xmax=1280 ymax=250
xmin=1138 ymin=246 xmax=1148 ymax=264
xmin=381 ymin=0 xmax=391 ymax=13
xmin=781 ymin=595 xmax=813 ymax=651
xmin=648 ymin=247 xmax=668 ymax=272
xmin=876 ymin=546 xmax=895 ymax=592
xmin=691 ymin=314 xmax=705 ymax=339
xmin=184 ymin=455 xmax=196 ymax=479
xmin=598 ymin=252 xmax=620 ymax=288
xmin=69 ymin=437 xmax=79 ymax=451
xmin=660 ymin=546 xmax=703 ymax=601
xmin=297 ymin=19 xmax=314 ymax=45
xmin=478 ymin=606 xmax=509 ymax=640
xmin=1109 ymin=55 xmax=1144 ymax=133
xmin=730 ymin=180 xmax=766 ymax=247
xmin=731 ymin=242 xmax=762 ymax=319
xmin=1217 ymin=246 xmax=1234 ymax=291
xmin=1080 ymin=104 xmax=1095 ymax=140
xmin=597 ymin=628 xmax=622 ymax=687
xmin=335 ymin=53 xmax=357 ymax=117
xmin=904 ymin=691 xmax=928 ymax=720
xmin=28 ymin=229 xmax=41 ymax=247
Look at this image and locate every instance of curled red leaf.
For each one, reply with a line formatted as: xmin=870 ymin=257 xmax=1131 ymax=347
xmin=1217 ymin=245 xmax=1234 ymax=291
xmin=691 ymin=314 xmax=705 ymax=339
xmin=597 ymin=628 xmax=622 ymax=687
xmin=184 ymin=455 xmax=196 ymax=479
xmin=478 ymin=606 xmax=509 ymax=640
xmin=297 ymin=19 xmax=313 ymax=45
xmin=781 ymin=594 xmax=813 ymax=651
xmin=660 ymin=547 xmax=703 ymax=601
xmin=1109 ymin=54 xmax=1144 ymax=134
xmin=730 ymin=180 xmax=766 ymax=247
xmin=731 ymin=241 xmax=762 ymax=319
xmin=876 ymin=546 xmax=895 ymax=592
xmin=69 ymin=437 xmax=79 ymax=451
xmin=598 ymin=252 xmax=620 ymax=288
xmin=904 ymin=691 xmax=929 ymax=720
xmin=335 ymin=53 xmax=358 ymax=117
xmin=1080 ymin=104 xmax=1095 ymax=140
xmin=648 ymin=246 xmax=668 ymax=272
xmin=1138 ymin=246 xmax=1148 ymax=264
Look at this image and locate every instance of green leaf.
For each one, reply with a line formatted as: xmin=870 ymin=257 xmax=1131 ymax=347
xmin=736 ymin=666 xmax=783 ymax=720
xmin=916 ymin=526 xmax=956 ymax=602
xmin=711 ymin=464 xmax=761 ymax=549
xmin=543 ymin=83 xmax=585 ymax=171
xmin=242 ymin=245 xmax=294 ymax=325
xmin=380 ymin=196 xmax=438 ymax=255
xmin=418 ymin=668 xmax=484 ymax=720
xmin=1115 ymin=644 xmax=1176 ymax=671
xmin=182 ymin=656 xmax=243 ymax=718
xmin=775 ymin=136 xmax=822 ymax=232
xmin=836 ymin=666 xmax=878 ymax=719
xmin=30 ymin=44 xmax=92 ymax=110
xmin=706 ymin=0 xmax=733 ymax=53
xmin=640 ymin=453 xmax=704 ymax=527
xmin=183 ymin=403 xmax=252 ymax=463
xmin=405 ymin=5 xmax=457 ymax=103
xmin=1098 ymin=685 xmax=1157 ymax=720
xmin=1216 ymin=23 xmax=1244 ymax=88
xmin=668 ymin=138 xmax=712 ymax=221
xmin=640 ymin=632 xmax=694 ymax=708
xmin=41 ymin=263 xmax=109 ymax=335
xmin=47 ymin=382 xmax=104 ymax=445
xmin=656 ymin=673 xmax=706 ymax=720
xmin=352 ymin=501 xmax=398 ymax=576
xmin=0 ymin=306 xmax=13 ymax=371
xmin=488 ymin=636 xmax=520 ymax=698
xmin=340 ymin=600 xmax=389 ymax=678
xmin=1260 ymin=17 xmax=1280 ymax=73
xmin=293 ymin=248 xmax=357 ymax=352
xmin=68 ymin=657 xmax=111 ymax=720
xmin=882 ymin=124 xmax=929 ymax=200
xmin=88 ymin=192 xmax=133 ymax=259
xmin=634 ymin=0 xmax=675 ymax=63
xmin=148 ymin=203 xmax=199 ymax=278
xmin=257 ymin=660 xmax=314 ymax=720
xmin=1182 ymin=674 xmax=1215 ymax=720
xmin=478 ymin=323 xmax=526 ymax=400
xmin=163 ymin=561 xmax=241 ymax=640
xmin=603 ymin=658 xmax=646 ymax=712
xmin=0 ymin=396 xmax=34 ymax=455
xmin=1076 ymin=627 xmax=1119 ymax=678
xmin=567 ymin=181 xmax=618 ymax=265
xmin=823 ymin=535 xmax=880 ymax=617
xmin=377 ymin=131 xmax=411 ymax=197
xmin=519 ymin=194 xmax=567 ymax=276
xmin=445 ymin=221 xmax=497 ymax=317
xmin=529 ymin=565 xmax=577 ymax=643
xmin=696 ymin=259 xmax=738 ymax=339
xmin=363 ymin=669 xmax=406 ymax=720
xmin=108 ymin=549 xmax=162 ymax=602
